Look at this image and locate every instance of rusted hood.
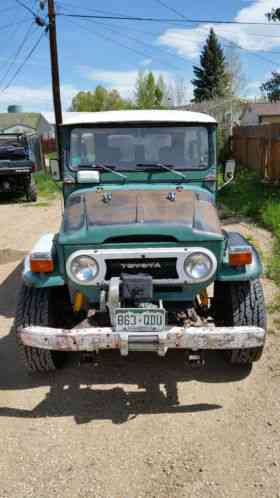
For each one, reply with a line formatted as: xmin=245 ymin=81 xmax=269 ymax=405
xmin=65 ymin=189 xmax=222 ymax=236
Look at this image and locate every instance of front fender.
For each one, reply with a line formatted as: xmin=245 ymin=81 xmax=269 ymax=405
xmin=23 ymin=233 xmax=65 ymax=288
xmin=23 ymin=256 xmax=65 ymax=288
xmin=216 ymin=232 xmax=263 ymax=282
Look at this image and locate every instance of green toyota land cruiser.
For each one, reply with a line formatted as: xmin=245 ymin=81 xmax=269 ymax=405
xmin=15 ymin=110 xmax=266 ymax=372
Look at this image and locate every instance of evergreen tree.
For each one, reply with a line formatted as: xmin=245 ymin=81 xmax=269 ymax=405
xmin=267 ymin=8 xmax=280 ymax=21
xmin=192 ymin=28 xmax=230 ymax=103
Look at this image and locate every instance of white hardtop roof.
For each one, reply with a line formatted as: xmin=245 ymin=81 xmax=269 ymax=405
xmin=59 ymin=110 xmax=216 ymax=126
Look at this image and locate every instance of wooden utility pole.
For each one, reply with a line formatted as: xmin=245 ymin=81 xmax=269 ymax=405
xmin=47 ymin=0 xmax=63 ymax=165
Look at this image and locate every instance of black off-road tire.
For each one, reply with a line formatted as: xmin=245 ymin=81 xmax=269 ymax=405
xmin=214 ymin=279 xmax=266 ymax=365
xmin=26 ymin=181 xmax=37 ymax=202
xmin=15 ymin=285 xmax=67 ymax=373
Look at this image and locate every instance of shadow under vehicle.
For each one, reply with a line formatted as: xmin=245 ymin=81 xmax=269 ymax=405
xmin=14 ymin=110 xmax=266 ymax=373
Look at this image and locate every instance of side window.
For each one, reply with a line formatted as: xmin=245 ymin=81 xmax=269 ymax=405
xmin=184 ymin=128 xmax=209 ymax=167
xmin=71 ymin=130 xmax=95 ymax=167
xmin=81 ymin=133 xmax=95 ymax=164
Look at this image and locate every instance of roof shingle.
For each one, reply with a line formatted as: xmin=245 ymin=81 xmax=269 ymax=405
xmin=247 ymin=103 xmax=280 ymax=116
xmin=0 ymin=113 xmax=41 ymax=131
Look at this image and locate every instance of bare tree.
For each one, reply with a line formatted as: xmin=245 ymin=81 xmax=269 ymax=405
xmin=167 ymin=77 xmax=189 ymax=107
xmin=225 ymin=43 xmax=247 ymax=97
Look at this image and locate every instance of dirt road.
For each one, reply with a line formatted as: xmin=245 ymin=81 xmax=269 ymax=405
xmin=0 ymin=200 xmax=279 ymax=498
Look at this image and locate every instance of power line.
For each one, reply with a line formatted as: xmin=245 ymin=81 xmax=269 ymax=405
xmin=15 ymin=0 xmax=36 ymax=17
xmin=153 ymin=0 xmax=279 ymax=67
xmin=242 ymin=33 xmax=280 ymax=39
xmin=59 ymin=1 xmax=280 ymax=44
xmin=79 ymin=18 xmax=184 ymax=70
xmin=60 ymin=3 xmax=280 ymax=67
xmin=57 ymin=0 xmax=129 ymax=19
xmin=1 ymin=30 xmax=46 ymax=93
xmin=57 ymin=1 xmax=280 ymax=43
xmin=0 ymin=6 xmax=19 ymax=14
xmin=59 ymin=1 xmax=173 ymax=39
xmin=0 ymin=19 xmax=29 ymax=31
xmin=61 ymin=1 xmax=188 ymax=70
xmin=58 ymin=12 xmax=274 ymax=27
xmin=202 ymin=28 xmax=279 ymax=66
xmin=66 ymin=17 xmax=171 ymax=66
xmin=154 ymin=0 xmax=189 ymax=20
xmin=0 ymin=21 xmax=35 ymax=87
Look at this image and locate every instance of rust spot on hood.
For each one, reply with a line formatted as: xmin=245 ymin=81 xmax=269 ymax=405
xmin=85 ymin=190 xmax=195 ymax=226
xmin=65 ymin=189 xmax=222 ymax=236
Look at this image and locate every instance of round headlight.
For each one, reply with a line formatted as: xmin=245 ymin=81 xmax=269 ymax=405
xmin=184 ymin=251 xmax=215 ymax=282
xmin=70 ymin=255 xmax=99 ymax=283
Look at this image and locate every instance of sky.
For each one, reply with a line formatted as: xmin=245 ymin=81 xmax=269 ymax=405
xmin=0 ymin=0 xmax=280 ymax=112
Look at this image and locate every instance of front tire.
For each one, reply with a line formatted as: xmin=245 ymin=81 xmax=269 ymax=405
xmin=214 ymin=279 xmax=266 ymax=364
xmin=15 ymin=285 xmax=67 ymax=373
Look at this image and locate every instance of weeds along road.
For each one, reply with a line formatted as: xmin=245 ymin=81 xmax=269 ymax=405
xmin=0 ymin=199 xmax=279 ymax=498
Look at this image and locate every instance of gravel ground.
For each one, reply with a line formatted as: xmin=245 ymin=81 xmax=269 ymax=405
xmin=0 ymin=199 xmax=279 ymax=498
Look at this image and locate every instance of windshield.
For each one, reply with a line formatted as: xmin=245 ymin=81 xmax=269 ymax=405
xmin=69 ymin=126 xmax=213 ymax=171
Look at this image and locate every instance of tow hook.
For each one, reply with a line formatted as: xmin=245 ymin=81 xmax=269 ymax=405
xmin=186 ymin=351 xmax=206 ymax=368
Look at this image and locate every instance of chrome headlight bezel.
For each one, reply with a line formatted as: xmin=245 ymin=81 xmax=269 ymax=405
xmin=183 ymin=249 xmax=217 ymax=283
xmin=67 ymin=254 xmax=99 ymax=285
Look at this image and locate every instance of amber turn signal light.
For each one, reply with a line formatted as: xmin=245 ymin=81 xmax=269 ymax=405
xmin=30 ymin=258 xmax=54 ymax=273
xmin=229 ymin=251 xmax=252 ymax=267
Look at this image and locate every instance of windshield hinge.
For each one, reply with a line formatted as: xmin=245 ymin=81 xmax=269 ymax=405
xmin=167 ymin=191 xmax=176 ymax=202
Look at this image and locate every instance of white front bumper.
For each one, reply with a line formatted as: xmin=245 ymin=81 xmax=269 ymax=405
xmin=19 ymin=325 xmax=266 ymax=357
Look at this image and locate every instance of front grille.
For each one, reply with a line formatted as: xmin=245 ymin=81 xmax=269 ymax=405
xmin=105 ymin=258 xmax=178 ymax=280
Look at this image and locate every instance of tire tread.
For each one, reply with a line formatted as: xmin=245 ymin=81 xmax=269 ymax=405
xmin=15 ymin=285 xmax=57 ymax=372
xmin=214 ymin=279 xmax=266 ymax=364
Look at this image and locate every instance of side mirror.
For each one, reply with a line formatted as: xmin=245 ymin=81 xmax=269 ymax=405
xmin=77 ymin=170 xmax=100 ymax=184
xmin=49 ymin=158 xmax=61 ymax=181
xmin=224 ymin=159 xmax=236 ymax=182
xmin=218 ymin=159 xmax=236 ymax=192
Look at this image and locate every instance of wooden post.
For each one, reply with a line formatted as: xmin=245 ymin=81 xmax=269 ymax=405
xmin=47 ymin=0 xmax=63 ymax=172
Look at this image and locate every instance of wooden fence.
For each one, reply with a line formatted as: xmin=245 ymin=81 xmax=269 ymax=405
xmin=233 ymin=124 xmax=280 ymax=181
xmin=41 ymin=137 xmax=57 ymax=155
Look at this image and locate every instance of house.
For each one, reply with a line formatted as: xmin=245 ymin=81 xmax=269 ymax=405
xmin=176 ymin=98 xmax=244 ymax=132
xmin=240 ymin=102 xmax=280 ymax=126
xmin=0 ymin=112 xmax=53 ymax=138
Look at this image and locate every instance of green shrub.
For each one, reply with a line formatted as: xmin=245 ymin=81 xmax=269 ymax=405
xmin=217 ymin=128 xmax=231 ymax=164
xmin=261 ymin=201 xmax=280 ymax=233
xmin=218 ymin=167 xmax=278 ymax=221
xmin=219 ymin=166 xmax=280 ymax=287
xmin=34 ymin=171 xmax=61 ymax=198
xmin=266 ymin=237 xmax=280 ymax=286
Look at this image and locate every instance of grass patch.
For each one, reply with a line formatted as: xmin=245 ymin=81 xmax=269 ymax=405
xmin=34 ymin=171 xmax=61 ymax=200
xmin=218 ymin=168 xmax=279 ymax=221
xmin=267 ymin=298 xmax=280 ymax=314
xmin=266 ymin=238 xmax=280 ymax=285
xmin=219 ymin=167 xmax=280 ymax=287
xmin=47 ymin=152 xmax=58 ymax=160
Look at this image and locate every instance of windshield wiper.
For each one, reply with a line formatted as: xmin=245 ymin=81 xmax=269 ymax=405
xmin=136 ymin=163 xmax=188 ymax=180
xmin=78 ymin=163 xmax=127 ymax=180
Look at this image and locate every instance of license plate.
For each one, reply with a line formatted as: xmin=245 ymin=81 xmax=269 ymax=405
xmin=115 ymin=309 xmax=166 ymax=332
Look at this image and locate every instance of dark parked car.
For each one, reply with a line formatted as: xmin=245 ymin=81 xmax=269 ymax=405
xmin=0 ymin=133 xmax=37 ymax=202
